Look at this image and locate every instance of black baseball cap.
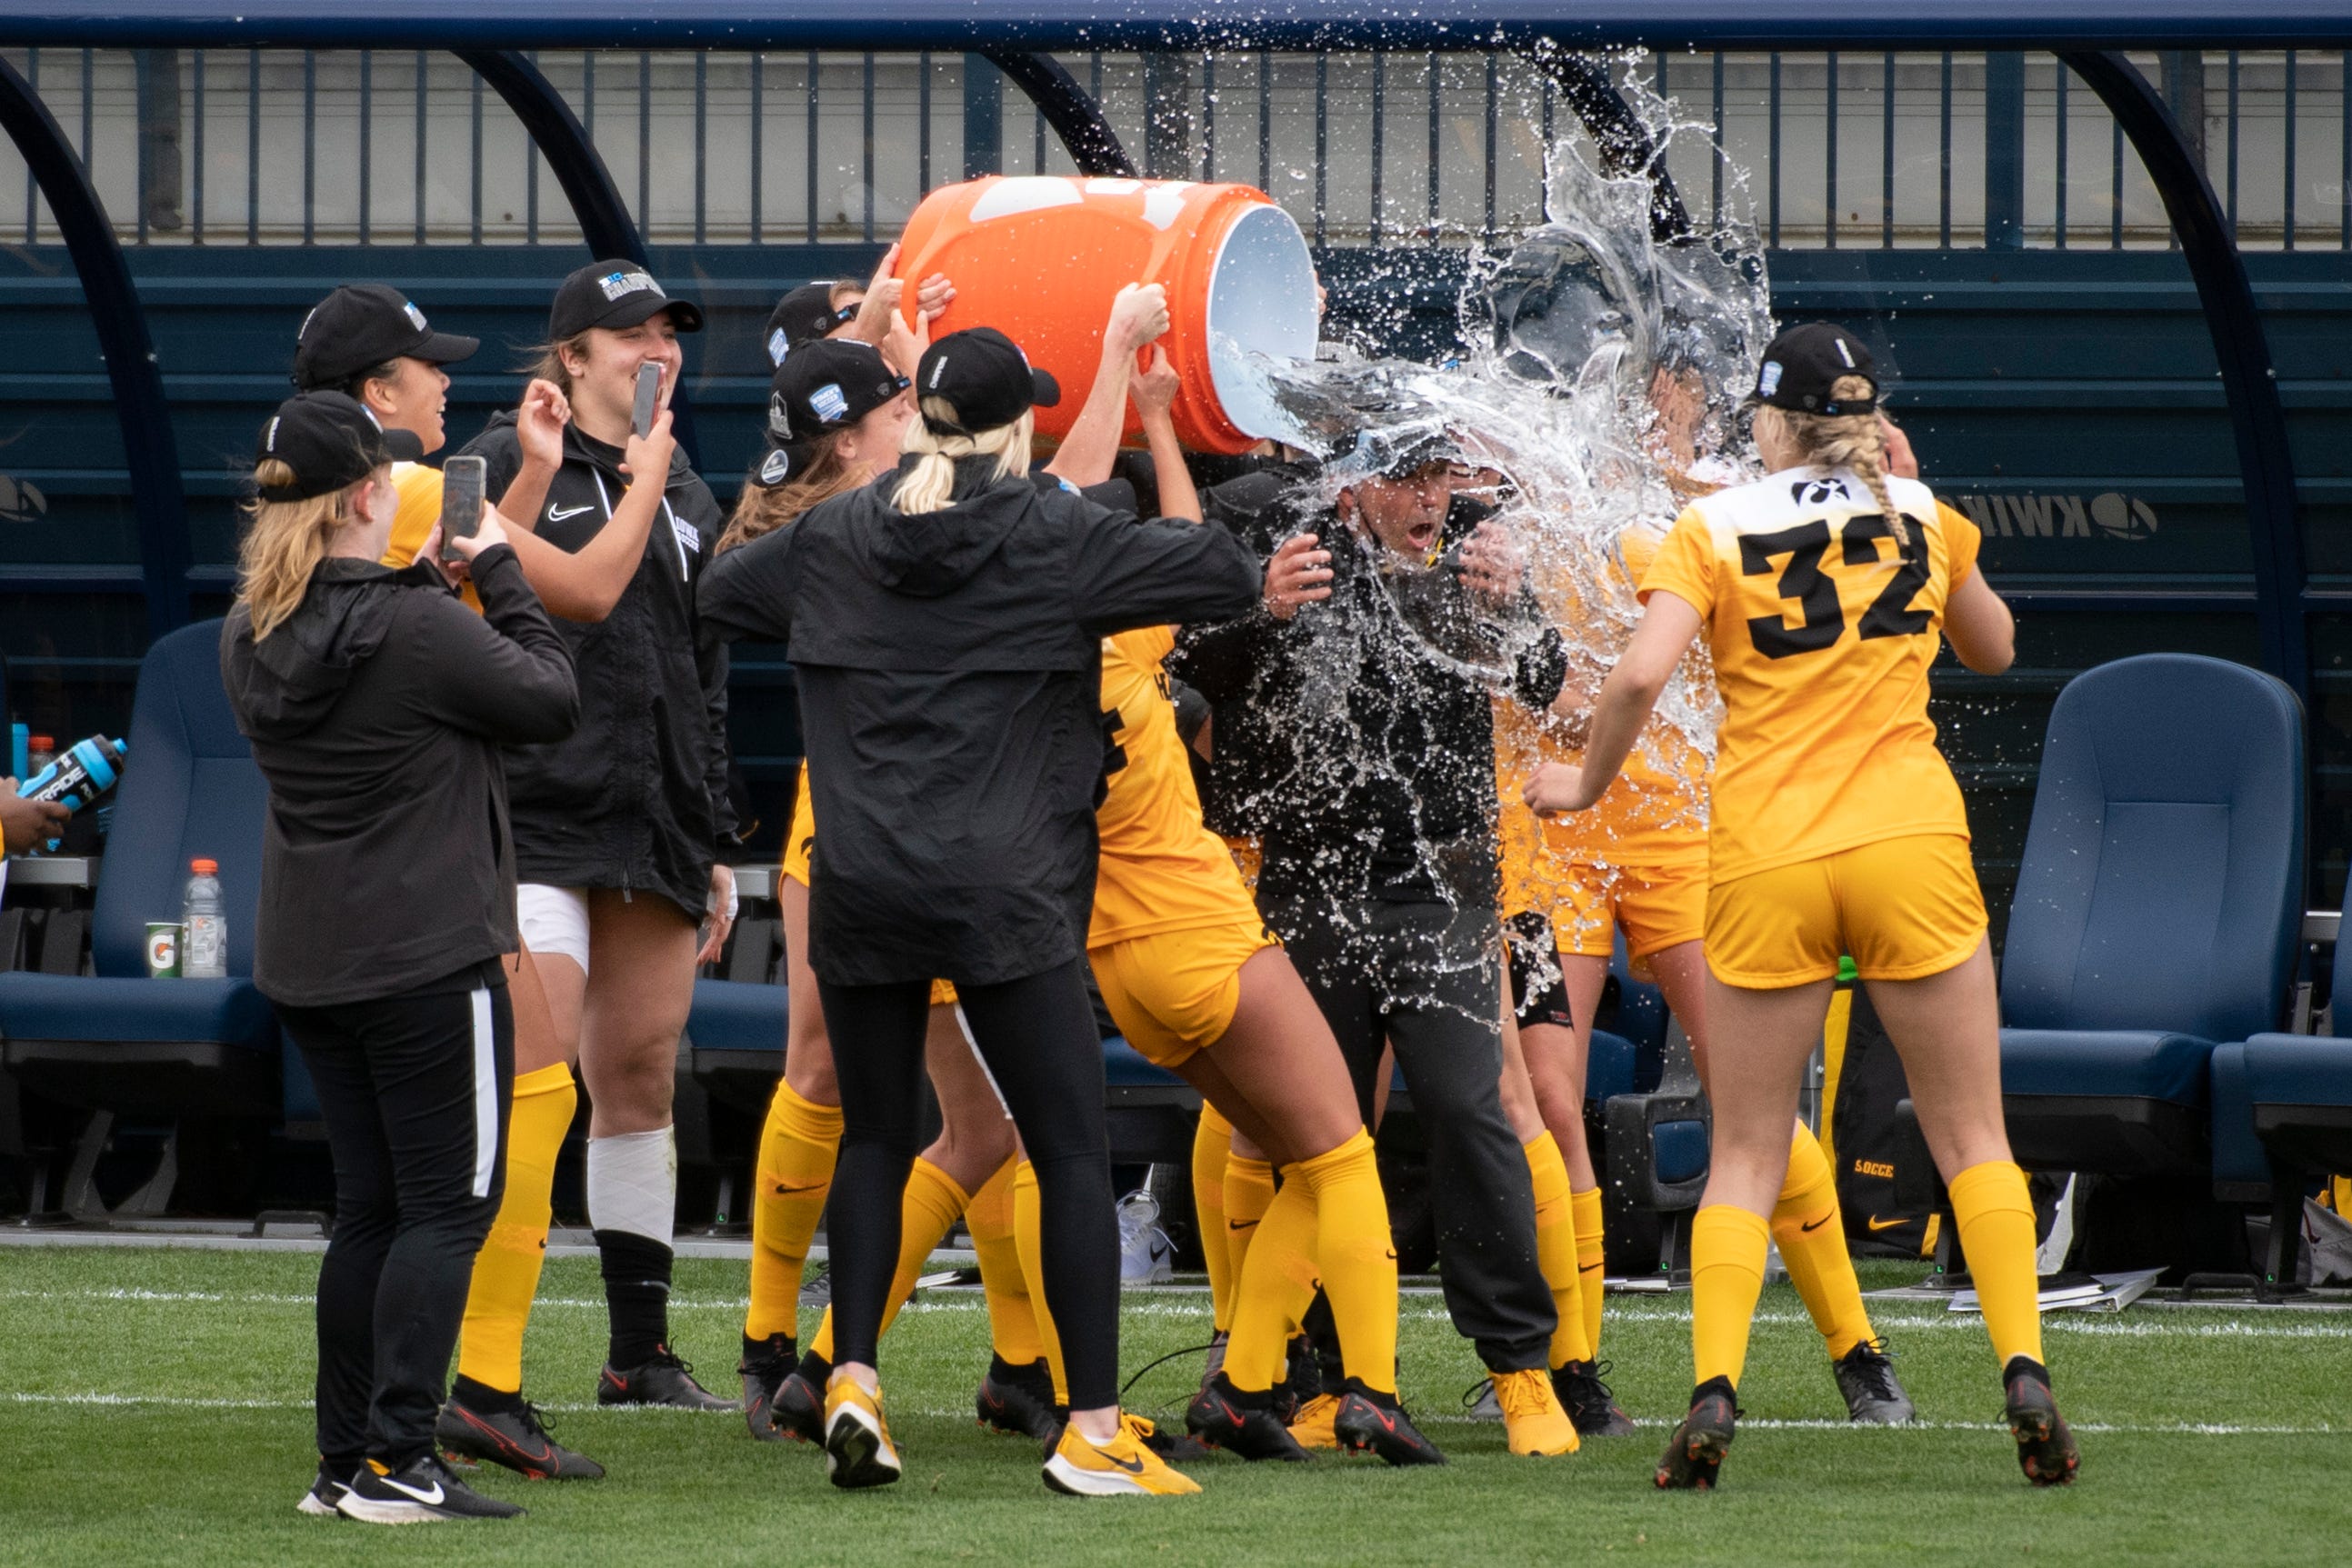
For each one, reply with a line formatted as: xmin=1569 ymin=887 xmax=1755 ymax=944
xmin=254 ymin=391 xmax=424 ymax=501
xmin=765 ymin=283 xmax=858 ymax=365
xmin=750 ymin=339 xmax=910 ymax=488
xmin=292 ymin=284 xmax=479 ymax=390
xmin=549 ymin=259 xmax=706 ymax=339
xmin=914 ymin=327 xmax=1059 ymax=437
xmin=1745 ymin=322 xmax=1877 ymax=416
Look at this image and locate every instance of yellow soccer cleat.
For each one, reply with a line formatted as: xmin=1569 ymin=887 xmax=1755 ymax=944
xmin=1286 ymin=1393 xmax=1343 ymax=1452
xmin=822 ymin=1375 xmax=903 ymax=1490
xmin=1490 ymin=1368 xmax=1580 ymax=1457
xmin=1043 ymin=1415 xmax=1205 ymax=1497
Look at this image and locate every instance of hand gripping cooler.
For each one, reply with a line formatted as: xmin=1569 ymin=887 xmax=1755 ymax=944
xmin=890 ymin=175 xmax=1320 ymax=455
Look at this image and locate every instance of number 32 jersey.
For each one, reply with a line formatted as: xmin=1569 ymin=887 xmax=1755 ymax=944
xmin=1637 ymin=467 xmax=1983 ymax=885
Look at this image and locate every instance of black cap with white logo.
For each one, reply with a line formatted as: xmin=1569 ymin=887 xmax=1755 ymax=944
xmin=1745 ymin=322 xmax=1877 ymax=416
xmin=913 ymin=327 xmax=1060 ymax=437
xmin=549 ymin=259 xmax=706 ymax=339
xmin=765 ymin=283 xmax=857 ymax=366
xmin=751 ymin=339 xmax=909 ymax=488
xmin=254 ymin=391 xmax=425 ymax=502
xmin=292 ymin=284 xmax=479 ymax=390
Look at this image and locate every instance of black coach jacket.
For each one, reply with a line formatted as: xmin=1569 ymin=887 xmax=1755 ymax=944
xmin=456 ymin=411 xmax=734 ymax=922
xmin=698 ymin=454 xmax=1261 ymax=987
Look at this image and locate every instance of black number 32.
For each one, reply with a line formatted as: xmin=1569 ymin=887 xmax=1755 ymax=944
xmin=1737 ymin=514 xmax=1930 ymax=660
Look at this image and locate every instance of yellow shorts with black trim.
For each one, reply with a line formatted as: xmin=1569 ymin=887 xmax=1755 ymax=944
xmin=1706 ymin=834 xmax=1987 ymax=990
xmin=1089 ymin=919 xmax=1280 ymax=1071
xmin=781 ymin=782 xmax=956 ymax=1007
xmin=1547 ymin=859 xmax=1708 ymax=962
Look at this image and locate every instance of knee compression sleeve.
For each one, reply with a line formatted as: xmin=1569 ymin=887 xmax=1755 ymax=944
xmin=1770 ymin=1124 xmax=1874 ymax=1361
xmin=966 ymin=1156 xmax=1042 ymax=1365
xmin=1193 ymin=1104 xmax=1236 ymax=1332
xmin=1947 ymin=1160 xmax=2044 ymax=1369
xmin=587 ymin=1126 xmax=677 ymax=1368
xmin=1572 ymin=1185 xmax=1606 ymax=1356
xmin=1690 ymin=1204 xmax=1771 ymax=1391
xmin=457 ymin=1063 xmax=575 ymax=1393
xmin=1526 ymin=1131 xmax=1591 ymax=1369
xmin=746 ymin=1081 xmax=842 ymax=1342
xmin=812 ymin=1157 xmax=968 ymax=1363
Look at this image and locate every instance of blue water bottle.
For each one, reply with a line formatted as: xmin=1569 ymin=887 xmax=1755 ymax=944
xmin=16 ymin=734 xmax=127 ymax=853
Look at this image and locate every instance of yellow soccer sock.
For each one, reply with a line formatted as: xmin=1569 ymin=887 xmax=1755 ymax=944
xmin=1011 ymin=1160 xmax=1069 ymax=1405
xmin=457 ymin=1062 xmax=575 ymax=1393
xmin=966 ymin=1157 xmax=1044 ymax=1365
xmin=746 ymin=1080 xmax=843 ymax=1342
xmin=1525 ymin=1132 xmax=1592 ymax=1369
xmin=1690 ymin=1204 xmax=1771 ymax=1390
xmin=1947 ymin=1160 xmax=2046 ymax=1369
xmin=1225 ymin=1179 xmax=1320 ymax=1393
xmin=1770 ymin=1124 xmax=1875 ymax=1362
xmin=1222 ymin=1153 xmax=1276 ymax=1313
xmin=811 ymin=1157 xmax=970 ymax=1363
xmin=1193 ymin=1104 xmax=1236 ymax=1332
xmin=1293 ymin=1130 xmax=1398 ymax=1394
xmin=1571 ymin=1185 xmax=1606 ymax=1358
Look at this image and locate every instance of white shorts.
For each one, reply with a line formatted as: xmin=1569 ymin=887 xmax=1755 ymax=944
xmin=517 ymin=884 xmax=591 ymax=974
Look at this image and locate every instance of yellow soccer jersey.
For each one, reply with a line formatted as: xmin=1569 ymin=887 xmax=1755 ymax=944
xmin=1090 ymin=625 xmax=1265 ymax=948
xmin=1636 ymin=472 xmax=1981 ymax=884
xmin=379 ymin=461 xmax=482 ymax=613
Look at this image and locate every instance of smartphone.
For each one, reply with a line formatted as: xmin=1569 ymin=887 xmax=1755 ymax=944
xmin=437 ymin=454 xmax=487 ymax=563
xmin=631 ymin=362 xmax=663 ymax=441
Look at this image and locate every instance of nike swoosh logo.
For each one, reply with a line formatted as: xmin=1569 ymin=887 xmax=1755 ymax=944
xmin=456 ymin=1407 xmax=552 ymax=1463
xmin=547 ymin=503 xmax=595 ymax=521
xmin=1867 ymin=1215 xmax=1907 ymax=1232
xmin=1227 ymin=1219 xmax=1258 ymax=1231
xmin=383 ymin=1477 xmax=445 ymax=1505
xmin=774 ymin=1181 xmax=830 ymax=1194
xmin=1800 ymin=1214 xmax=1832 ymax=1233
xmin=1105 ymin=1451 xmax=1145 ymax=1473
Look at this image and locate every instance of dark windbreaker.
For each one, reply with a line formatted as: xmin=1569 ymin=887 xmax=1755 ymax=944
xmin=220 ymin=546 xmax=579 ymax=1007
xmin=456 ymin=410 xmax=733 ymax=921
xmin=699 ymin=454 xmax=1261 ymax=987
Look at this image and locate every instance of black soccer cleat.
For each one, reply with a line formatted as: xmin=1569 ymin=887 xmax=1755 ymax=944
xmin=1655 ymin=1377 xmax=1739 ymax=1491
xmin=1553 ymin=1359 xmax=1638 ymax=1438
xmin=1186 ymin=1371 xmax=1311 ymax=1462
xmin=437 ymin=1392 xmax=604 ymax=1479
xmin=597 ymin=1345 xmax=738 ymax=1412
xmin=770 ymin=1365 xmax=827 ymax=1444
xmin=975 ymin=1355 xmax=1062 ymax=1442
xmin=2003 ymin=1357 xmax=2081 ymax=1487
xmin=1333 ymin=1383 xmax=1447 ymax=1467
xmin=1833 ymin=1339 xmax=1917 ymax=1425
xmin=336 ymin=1453 xmax=525 ymax=1524
xmin=297 ymin=1463 xmax=352 ymax=1517
xmin=1275 ymin=1333 xmax=1319 ymax=1425
xmin=738 ymin=1333 xmax=797 ymax=1443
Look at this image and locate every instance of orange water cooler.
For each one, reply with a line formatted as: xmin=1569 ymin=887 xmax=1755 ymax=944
xmin=892 ymin=175 xmax=1319 ymax=455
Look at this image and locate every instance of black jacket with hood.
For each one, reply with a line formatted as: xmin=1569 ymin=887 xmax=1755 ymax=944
xmin=221 ymin=545 xmax=580 ymax=1008
xmin=698 ymin=454 xmax=1261 ymax=988
xmin=455 ymin=411 xmax=733 ymax=921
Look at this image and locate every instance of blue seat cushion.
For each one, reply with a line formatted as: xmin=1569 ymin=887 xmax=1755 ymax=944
xmin=1999 ymin=1029 xmax=2215 ymax=1107
xmin=1586 ymin=1029 xmax=1638 ymax=1106
xmin=0 ymin=973 xmax=275 ymax=1049
xmin=1104 ymin=1035 xmax=1185 ymax=1091
xmin=687 ymin=978 xmax=788 ymax=1054
xmin=2240 ymin=1034 xmax=2352 ymax=1107
xmin=1655 ymin=1119 xmax=1709 ymax=1185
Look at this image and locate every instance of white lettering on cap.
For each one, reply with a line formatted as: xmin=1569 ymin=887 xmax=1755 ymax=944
xmin=928 ymin=355 xmax=949 ymax=390
xmin=599 ymin=270 xmax=662 ymax=303
xmin=1835 ymin=335 xmax=1857 ymax=368
xmin=1758 ymin=361 xmax=1783 ymax=396
xmin=264 ymin=415 xmax=281 ymax=452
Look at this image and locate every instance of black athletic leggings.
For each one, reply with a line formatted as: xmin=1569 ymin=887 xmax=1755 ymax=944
xmin=277 ymin=968 xmax=513 ymax=1470
xmin=818 ymin=958 xmax=1118 ymax=1408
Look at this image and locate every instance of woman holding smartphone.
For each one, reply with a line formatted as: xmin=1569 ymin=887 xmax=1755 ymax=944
xmin=222 ymin=391 xmax=578 ymax=1523
xmin=452 ymin=261 xmax=738 ymax=1412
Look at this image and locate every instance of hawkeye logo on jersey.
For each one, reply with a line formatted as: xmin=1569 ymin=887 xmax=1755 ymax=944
xmin=599 ymin=270 xmax=660 ymax=302
xmin=1792 ymin=475 xmax=1854 ymax=507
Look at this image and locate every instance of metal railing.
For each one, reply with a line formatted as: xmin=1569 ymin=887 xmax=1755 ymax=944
xmin=1 ymin=45 xmax=2346 ymax=252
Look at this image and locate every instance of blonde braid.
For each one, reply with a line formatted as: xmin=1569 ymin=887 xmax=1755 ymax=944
xmin=1778 ymin=374 xmax=1908 ymax=550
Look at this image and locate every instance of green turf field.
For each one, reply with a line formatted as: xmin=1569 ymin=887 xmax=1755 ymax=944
xmin=2 ymin=1244 xmax=2347 ymax=1566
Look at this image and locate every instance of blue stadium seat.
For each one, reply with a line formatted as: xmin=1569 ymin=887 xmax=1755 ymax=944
xmin=0 ymin=620 xmax=278 ymax=1121
xmin=2234 ymin=878 xmax=2352 ymax=1286
xmin=1998 ymin=654 xmax=2304 ymax=1178
xmin=684 ymin=975 xmax=787 ymax=1115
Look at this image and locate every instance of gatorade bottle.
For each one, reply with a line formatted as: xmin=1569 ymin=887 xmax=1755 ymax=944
xmin=182 ymin=859 xmax=227 ymax=978
xmin=16 ymin=734 xmax=126 ymax=854
xmin=25 ymin=735 xmax=54 ymax=776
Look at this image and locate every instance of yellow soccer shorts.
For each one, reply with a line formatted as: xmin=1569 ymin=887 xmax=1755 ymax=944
xmin=1547 ymin=858 xmax=1708 ymax=962
xmin=1089 ymin=919 xmax=1280 ymax=1070
xmin=1706 ymin=834 xmax=1987 ymax=990
xmin=781 ymin=781 xmax=956 ymax=1007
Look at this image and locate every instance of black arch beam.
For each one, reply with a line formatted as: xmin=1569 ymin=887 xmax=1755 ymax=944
xmin=0 ymin=53 xmax=189 ymax=638
xmin=2061 ymin=49 xmax=2306 ymax=701
xmin=979 ymin=50 xmax=1138 ymax=177
xmin=1516 ymin=48 xmax=1693 ymax=243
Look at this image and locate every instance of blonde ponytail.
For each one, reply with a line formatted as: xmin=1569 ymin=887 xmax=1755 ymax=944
xmin=893 ymin=403 xmax=1034 ymax=515
xmin=1770 ymin=374 xmax=1909 ymax=550
xmin=235 ymin=464 xmax=375 ymax=641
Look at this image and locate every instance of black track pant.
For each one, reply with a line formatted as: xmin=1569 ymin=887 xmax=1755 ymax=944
xmin=278 ymin=970 xmax=513 ymax=1470
xmin=818 ymin=959 xmax=1119 ymax=1408
xmin=1261 ymin=894 xmax=1556 ymax=1373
